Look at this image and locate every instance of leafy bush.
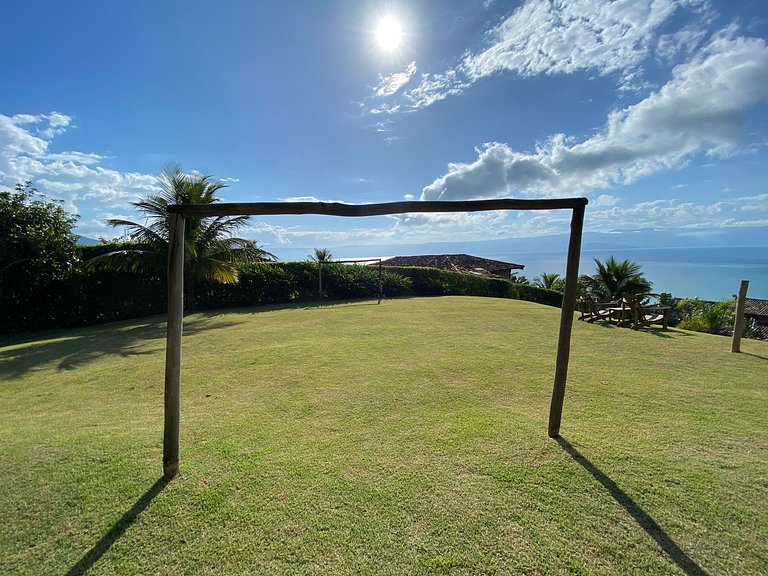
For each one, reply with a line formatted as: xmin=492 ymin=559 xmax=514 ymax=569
xmin=676 ymin=298 xmax=735 ymax=335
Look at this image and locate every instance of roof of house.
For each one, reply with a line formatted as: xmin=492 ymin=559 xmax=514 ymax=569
xmin=381 ymin=254 xmax=524 ymax=276
xmin=745 ymin=298 xmax=768 ymax=317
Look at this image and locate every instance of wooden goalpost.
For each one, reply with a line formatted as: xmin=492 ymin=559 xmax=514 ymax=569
xmin=162 ymin=198 xmax=587 ymax=478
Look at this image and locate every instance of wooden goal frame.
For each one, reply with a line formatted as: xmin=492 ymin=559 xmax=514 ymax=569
xmin=162 ymin=198 xmax=588 ymax=478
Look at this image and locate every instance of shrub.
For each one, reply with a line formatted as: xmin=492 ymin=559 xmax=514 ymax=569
xmin=676 ymin=298 xmax=735 ymax=335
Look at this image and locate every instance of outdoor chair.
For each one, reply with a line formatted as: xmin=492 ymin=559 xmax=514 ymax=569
xmin=622 ymin=293 xmax=670 ymax=330
xmin=579 ymin=294 xmax=616 ymax=323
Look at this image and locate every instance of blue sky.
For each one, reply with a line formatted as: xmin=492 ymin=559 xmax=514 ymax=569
xmin=1 ymin=0 xmax=767 ymax=257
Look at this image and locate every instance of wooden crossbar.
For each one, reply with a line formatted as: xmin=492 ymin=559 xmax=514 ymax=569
xmin=167 ymin=198 xmax=588 ymax=218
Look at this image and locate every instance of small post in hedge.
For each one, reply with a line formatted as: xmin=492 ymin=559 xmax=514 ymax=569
xmin=317 ymin=260 xmax=323 ymax=299
xmin=731 ymin=280 xmax=749 ymax=353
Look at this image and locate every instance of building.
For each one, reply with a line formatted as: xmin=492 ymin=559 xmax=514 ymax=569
xmin=745 ymin=298 xmax=768 ymax=340
xmin=381 ymin=254 xmax=524 ymax=279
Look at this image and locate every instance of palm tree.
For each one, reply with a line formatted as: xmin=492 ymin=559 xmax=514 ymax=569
xmin=310 ymin=247 xmax=333 ymax=262
xmin=84 ymin=164 xmax=273 ymax=310
xmin=533 ymin=272 xmax=563 ymax=291
xmin=581 ymin=256 xmax=652 ymax=301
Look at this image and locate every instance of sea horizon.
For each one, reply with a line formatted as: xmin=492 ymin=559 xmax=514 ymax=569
xmin=479 ymin=245 xmax=768 ymax=301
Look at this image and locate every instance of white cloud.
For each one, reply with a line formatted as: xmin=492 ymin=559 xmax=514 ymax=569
xmin=463 ymin=0 xmax=681 ymax=80
xmin=591 ymin=194 xmax=620 ymax=207
xmin=0 ymin=112 xmax=159 ymax=229
xmin=403 ymin=69 xmax=471 ymax=110
xmin=587 ymin=194 xmax=768 ymax=230
xmin=421 ymin=33 xmax=768 ymax=201
xmin=366 ymin=0 xmax=710 ymax=113
xmin=245 ymin=193 xmax=768 ymax=252
xmin=373 ymin=61 xmax=417 ymax=97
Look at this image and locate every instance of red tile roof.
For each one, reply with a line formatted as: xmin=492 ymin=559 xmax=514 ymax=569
xmin=382 ymin=254 xmax=524 ymax=277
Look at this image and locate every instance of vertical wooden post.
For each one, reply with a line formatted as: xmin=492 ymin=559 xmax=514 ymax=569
xmin=163 ymin=213 xmax=185 ymax=478
xmin=548 ymin=205 xmax=585 ymax=438
xmin=378 ymin=260 xmax=383 ymax=304
xmin=731 ymin=280 xmax=749 ymax=353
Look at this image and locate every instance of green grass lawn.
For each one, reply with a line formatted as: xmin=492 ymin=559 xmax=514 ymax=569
xmin=1 ymin=297 xmax=766 ymax=575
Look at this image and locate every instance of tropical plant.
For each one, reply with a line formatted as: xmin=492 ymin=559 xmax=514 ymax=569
xmin=310 ymin=247 xmax=334 ymax=262
xmin=533 ymin=272 xmax=564 ymax=292
xmin=509 ymin=272 xmax=530 ymax=285
xmin=580 ymin=256 xmax=652 ymax=301
xmin=84 ymin=165 xmax=273 ymax=310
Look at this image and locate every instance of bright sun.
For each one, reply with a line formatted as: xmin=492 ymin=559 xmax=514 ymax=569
xmin=376 ymin=16 xmax=403 ymax=51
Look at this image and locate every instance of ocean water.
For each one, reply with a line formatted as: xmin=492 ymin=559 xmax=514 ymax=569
xmin=479 ymin=246 xmax=768 ymax=301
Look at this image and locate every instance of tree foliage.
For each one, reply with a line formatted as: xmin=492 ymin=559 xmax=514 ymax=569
xmin=579 ymin=256 xmax=652 ymax=301
xmin=0 ymin=182 xmax=79 ymax=310
xmin=533 ymin=272 xmax=564 ymax=292
xmin=676 ymin=298 xmax=738 ymax=335
xmin=83 ymin=165 xmax=273 ymax=310
xmin=310 ymin=247 xmax=334 ymax=262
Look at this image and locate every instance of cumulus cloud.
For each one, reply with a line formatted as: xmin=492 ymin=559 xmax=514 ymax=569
xmin=0 ymin=111 xmax=160 ymax=237
xmin=421 ymin=33 xmax=768 ymax=201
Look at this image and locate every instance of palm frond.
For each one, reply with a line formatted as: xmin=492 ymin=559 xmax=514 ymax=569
xmin=82 ymin=249 xmax=165 ymax=275
xmin=193 ymin=257 xmax=239 ymax=284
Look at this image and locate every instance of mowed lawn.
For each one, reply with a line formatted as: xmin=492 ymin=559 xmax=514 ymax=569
xmin=1 ymin=297 xmax=766 ymax=575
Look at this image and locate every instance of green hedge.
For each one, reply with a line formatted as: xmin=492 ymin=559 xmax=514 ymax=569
xmin=196 ymin=262 xmax=412 ymax=309
xmin=385 ymin=266 xmax=563 ymax=307
xmin=1 ymin=268 xmax=165 ymax=334
xmin=1 ymin=260 xmax=562 ymax=334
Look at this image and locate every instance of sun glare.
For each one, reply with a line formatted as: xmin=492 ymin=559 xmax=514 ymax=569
xmin=376 ymin=16 xmax=403 ymax=51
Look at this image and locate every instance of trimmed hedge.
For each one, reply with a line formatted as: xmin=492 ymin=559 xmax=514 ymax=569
xmin=1 ymin=260 xmax=562 ymax=334
xmin=196 ymin=262 xmax=412 ymax=309
xmin=385 ymin=266 xmax=563 ymax=307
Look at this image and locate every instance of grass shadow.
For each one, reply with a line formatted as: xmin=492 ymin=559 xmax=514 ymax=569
xmin=65 ymin=477 xmax=169 ymax=576
xmin=0 ymin=314 xmax=246 ymax=379
xmin=555 ymin=437 xmax=709 ymax=576
xmin=740 ymin=351 xmax=768 ymax=361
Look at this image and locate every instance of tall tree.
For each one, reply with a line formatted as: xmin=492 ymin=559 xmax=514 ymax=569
xmin=581 ymin=256 xmax=652 ymax=301
xmin=0 ymin=182 xmax=79 ymax=301
xmin=84 ymin=165 xmax=273 ymax=310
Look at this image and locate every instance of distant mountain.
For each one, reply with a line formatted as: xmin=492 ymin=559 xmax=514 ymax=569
xmin=271 ymin=226 xmax=768 ymax=262
xmin=75 ymin=235 xmax=100 ymax=245
xmin=273 ymin=233 xmax=625 ymax=261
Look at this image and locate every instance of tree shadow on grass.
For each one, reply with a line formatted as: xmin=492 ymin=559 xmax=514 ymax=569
xmin=65 ymin=476 xmax=169 ymax=576
xmin=555 ymin=437 xmax=709 ymax=576
xmin=0 ymin=314 xmax=246 ymax=379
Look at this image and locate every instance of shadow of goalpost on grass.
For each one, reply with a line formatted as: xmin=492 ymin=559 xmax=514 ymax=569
xmin=556 ymin=437 xmax=709 ymax=576
xmin=65 ymin=477 xmax=169 ymax=576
